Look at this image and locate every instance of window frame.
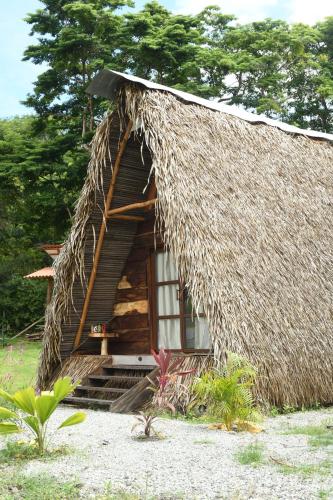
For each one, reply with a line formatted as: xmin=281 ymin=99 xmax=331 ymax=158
xmin=148 ymin=249 xmax=209 ymax=353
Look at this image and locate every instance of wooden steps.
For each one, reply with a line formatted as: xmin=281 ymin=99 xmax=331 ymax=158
xmin=64 ymin=396 xmax=113 ymax=407
xmin=63 ymin=362 xmax=156 ymax=411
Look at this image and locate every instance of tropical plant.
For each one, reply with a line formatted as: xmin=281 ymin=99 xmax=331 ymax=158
xmin=151 ymin=348 xmax=195 ymax=413
xmin=0 ymin=377 xmax=86 ymax=454
xmin=131 ymin=411 xmax=159 ymax=439
xmin=193 ymin=352 xmax=259 ymax=430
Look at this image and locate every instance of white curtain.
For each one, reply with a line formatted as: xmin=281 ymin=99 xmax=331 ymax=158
xmin=156 ymin=251 xmax=210 ymax=350
xmin=156 ymin=252 xmax=178 ymax=282
xmin=185 ymin=317 xmax=210 ymax=349
xmin=158 ymin=319 xmax=181 ymax=349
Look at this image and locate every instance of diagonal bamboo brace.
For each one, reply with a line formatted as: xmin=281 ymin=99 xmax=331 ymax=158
xmin=73 ymin=120 xmax=133 ymax=350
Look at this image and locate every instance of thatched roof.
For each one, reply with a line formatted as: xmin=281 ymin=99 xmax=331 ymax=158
xmin=38 ymin=70 xmax=333 ymax=407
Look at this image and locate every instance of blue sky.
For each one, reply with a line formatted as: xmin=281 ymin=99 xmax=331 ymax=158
xmin=0 ymin=0 xmax=332 ymax=118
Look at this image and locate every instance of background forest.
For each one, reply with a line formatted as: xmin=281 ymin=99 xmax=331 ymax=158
xmin=1 ymin=0 xmax=332 ymax=334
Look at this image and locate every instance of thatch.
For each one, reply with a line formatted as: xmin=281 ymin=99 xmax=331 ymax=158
xmin=47 ymin=355 xmax=113 ymax=388
xmin=37 ymin=116 xmax=113 ymax=388
xmin=122 ymin=85 xmax=333 ymax=406
xmin=39 ymin=80 xmax=333 ymax=407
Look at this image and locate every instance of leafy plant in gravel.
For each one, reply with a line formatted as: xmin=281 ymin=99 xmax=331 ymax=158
xmin=0 ymin=377 xmax=86 ymax=454
xmin=193 ymin=352 xmax=260 ymax=431
xmin=150 ymin=348 xmax=195 ymax=414
xmin=131 ymin=412 xmax=160 ymax=440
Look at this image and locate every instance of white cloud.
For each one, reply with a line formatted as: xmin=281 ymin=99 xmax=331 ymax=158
xmin=287 ymin=0 xmax=332 ymax=24
xmin=174 ymin=0 xmax=279 ymax=24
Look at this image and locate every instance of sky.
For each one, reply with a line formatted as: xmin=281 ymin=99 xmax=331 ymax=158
xmin=0 ymin=0 xmax=332 ymax=118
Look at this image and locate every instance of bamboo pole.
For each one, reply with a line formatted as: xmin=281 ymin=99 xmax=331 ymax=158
xmin=73 ymin=120 xmax=133 ymax=350
xmin=110 ymin=214 xmax=145 ymax=222
xmin=107 ymin=198 xmax=157 ymax=218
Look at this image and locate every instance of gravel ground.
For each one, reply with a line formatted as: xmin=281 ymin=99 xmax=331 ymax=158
xmin=16 ymin=406 xmax=333 ymax=499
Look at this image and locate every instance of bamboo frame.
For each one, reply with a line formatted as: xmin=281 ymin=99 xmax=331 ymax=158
xmin=107 ymin=198 xmax=157 ymax=218
xmin=110 ymin=214 xmax=145 ymax=222
xmin=73 ymin=120 xmax=133 ymax=350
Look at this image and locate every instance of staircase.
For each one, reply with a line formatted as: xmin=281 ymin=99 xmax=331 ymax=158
xmin=63 ymin=363 xmax=156 ymax=410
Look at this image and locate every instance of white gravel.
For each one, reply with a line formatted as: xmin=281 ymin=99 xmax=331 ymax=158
xmin=16 ymin=406 xmax=333 ymax=499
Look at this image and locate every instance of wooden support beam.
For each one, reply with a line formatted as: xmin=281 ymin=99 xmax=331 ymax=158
xmin=107 ymin=198 xmax=157 ymax=218
xmin=110 ymin=214 xmax=145 ymax=222
xmin=73 ymin=120 xmax=133 ymax=350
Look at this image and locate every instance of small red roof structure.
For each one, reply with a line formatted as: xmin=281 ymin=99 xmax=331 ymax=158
xmin=24 ymin=267 xmax=54 ymax=280
xmin=24 ymin=244 xmax=63 ymax=304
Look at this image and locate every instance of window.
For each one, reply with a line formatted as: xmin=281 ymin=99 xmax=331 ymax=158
xmin=151 ymin=251 xmax=210 ymax=351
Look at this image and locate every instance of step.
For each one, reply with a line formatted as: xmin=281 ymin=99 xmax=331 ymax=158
xmin=76 ymin=385 xmax=127 ymax=394
xmin=63 ymin=396 xmax=113 ymax=407
xmin=87 ymin=374 xmax=142 ymax=383
xmin=102 ymin=364 xmax=155 ymax=371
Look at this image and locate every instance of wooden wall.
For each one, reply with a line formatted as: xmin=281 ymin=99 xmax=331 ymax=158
xmin=107 ymin=214 xmax=158 ymax=354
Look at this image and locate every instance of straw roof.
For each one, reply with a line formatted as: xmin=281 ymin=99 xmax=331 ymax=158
xmin=38 ymin=73 xmax=333 ymax=407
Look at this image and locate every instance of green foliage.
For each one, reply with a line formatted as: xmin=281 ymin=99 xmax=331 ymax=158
xmin=0 ymin=439 xmax=70 ymax=464
xmin=0 ymin=341 xmax=41 ymax=393
xmin=278 ymin=460 xmax=332 ymax=477
xmin=235 ymin=442 xmax=265 ymax=465
xmin=0 ymin=472 xmax=81 ymax=500
xmin=193 ymin=352 xmax=259 ymax=430
xmin=0 ymin=377 xmax=86 ymax=454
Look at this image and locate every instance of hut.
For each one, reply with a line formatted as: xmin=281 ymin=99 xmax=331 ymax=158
xmin=37 ymin=70 xmax=333 ymax=411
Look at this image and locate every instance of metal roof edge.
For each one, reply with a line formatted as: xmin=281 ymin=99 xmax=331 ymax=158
xmin=87 ymin=69 xmax=333 ymax=142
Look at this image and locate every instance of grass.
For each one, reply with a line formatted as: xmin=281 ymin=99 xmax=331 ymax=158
xmin=0 ymin=440 xmax=71 ymax=464
xmin=318 ymin=489 xmax=333 ymax=499
xmin=278 ymin=459 xmax=332 ymax=477
xmin=283 ymin=422 xmax=333 ymax=447
xmin=235 ymin=442 xmax=265 ymax=465
xmin=0 ymin=340 xmax=41 ymax=391
xmin=0 ymin=472 xmax=81 ymax=500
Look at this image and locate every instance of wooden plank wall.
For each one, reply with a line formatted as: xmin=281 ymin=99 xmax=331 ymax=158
xmin=60 ymin=115 xmax=152 ymax=359
xmin=107 ymin=214 xmax=157 ymax=354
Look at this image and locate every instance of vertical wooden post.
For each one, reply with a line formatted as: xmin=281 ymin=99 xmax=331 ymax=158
xmin=46 ymin=279 xmax=53 ymax=305
xmin=73 ymin=120 xmax=133 ymax=350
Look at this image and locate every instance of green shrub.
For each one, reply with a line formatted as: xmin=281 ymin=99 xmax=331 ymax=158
xmin=193 ymin=352 xmax=259 ymax=430
xmin=0 ymin=377 xmax=86 ymax=454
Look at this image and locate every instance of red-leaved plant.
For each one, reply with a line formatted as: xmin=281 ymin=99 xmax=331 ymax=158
xmin=151 ymin=348 xmax=195 ymax=413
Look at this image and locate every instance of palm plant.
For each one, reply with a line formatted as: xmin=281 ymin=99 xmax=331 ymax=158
xmin=131 ymin=411 xmax=159 ymax=438
xmin=0 ymin=377 xmax=86 ymax=454
xmin=193 ymin=352 xmax=259 ymax=430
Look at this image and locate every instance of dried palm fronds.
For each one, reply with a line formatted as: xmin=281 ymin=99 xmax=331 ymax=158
xmin=122 ymin=85 xmax=333 ymax=407
xmin=37 ymin=116 xmax=113 ymax=389
xmin=38 ymin=81 xmax=333 ymax=407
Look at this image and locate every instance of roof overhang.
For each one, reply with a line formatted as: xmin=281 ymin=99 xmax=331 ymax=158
xmin=24 ymin=267 xmax=54 ymax=280
xmin=87 ymin=69 xmax=333 ymax=143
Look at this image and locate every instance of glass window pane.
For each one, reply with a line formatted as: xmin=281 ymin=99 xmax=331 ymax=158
xmin=185 ymin=317 xmax=210 ymax=349
xmin=157 ymin=284 xmax=180 ymax=316
xmin=184 ymin=289 xmax=204 ymax=315
xmin=158 ymin=319 xmax=181 ymax=349
xmin=156 ymin=252 xmax=178 ymax=282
